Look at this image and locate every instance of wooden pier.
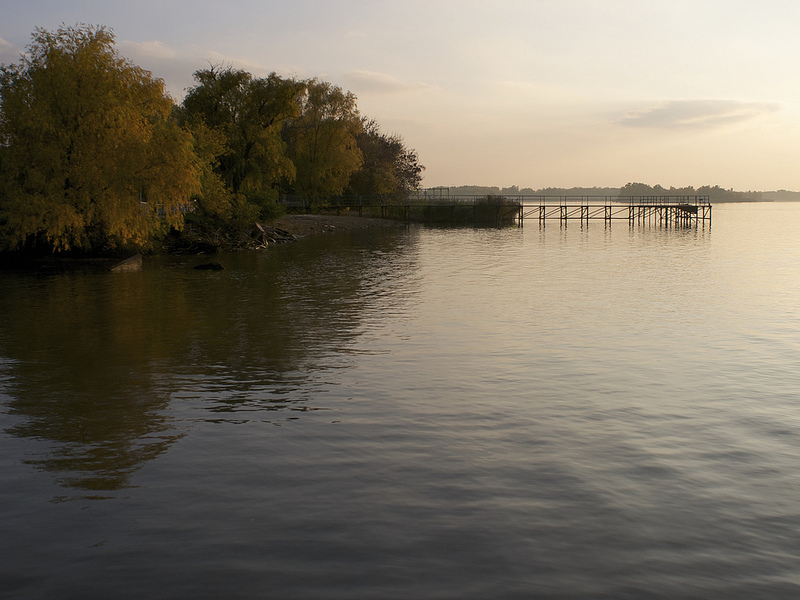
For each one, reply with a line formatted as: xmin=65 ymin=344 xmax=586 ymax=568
xmin=516 ymin=195 xmax=711 ymax=228
xmin=281 ymin=194 xmax=711 ymax=228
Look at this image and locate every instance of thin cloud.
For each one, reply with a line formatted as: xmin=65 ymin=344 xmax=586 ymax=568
xmin=119 ymin=40 xmax=178 ymax=60
xmin=117 ymin=40 xmax=298 ymax=99
xmin=618 ymin=99 xmax=781 ymax=129
xmin=500 ymin=80 xmax=584 ymax=104
xmin=0 ymin=37 xmax=21 ymax=64
xmin=342 ymin=69 xmax=435 ymax=94
xmin=121 ymin=39 xmax=292 ymax=77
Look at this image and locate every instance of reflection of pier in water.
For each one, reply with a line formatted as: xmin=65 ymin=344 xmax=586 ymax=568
xmin=515 ymin=195 xmax=711 ymax=228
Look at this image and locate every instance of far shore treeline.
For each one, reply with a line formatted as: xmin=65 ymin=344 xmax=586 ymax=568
xmin=443 ymin=184 xmax=795 ymax=203
xmin=0 ymin=24 xmax=424 ymax=254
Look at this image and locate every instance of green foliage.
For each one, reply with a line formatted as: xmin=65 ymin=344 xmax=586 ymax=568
xmin=0 ymin=24 xmax=201 ymax=252
xmin=347 ymin=119 xmax=424 ymax=200
xmin=182 ymin=118 xmax=237 ymax=221
xmin=283 ymin=79 xmax=364 ymax=201
xmin=180 ymin=66 xmax=302 ymax=230
xmin=0 ymin=25 xmax=427 ymax=253
xmin=182 ymin=67 xmax=299 ymax=196
xmin=243 ymin=189 xmax=285 ymax=221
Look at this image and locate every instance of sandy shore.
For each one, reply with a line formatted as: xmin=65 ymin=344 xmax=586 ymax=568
xmin=272 ymin=213 xmax=401 ymax=237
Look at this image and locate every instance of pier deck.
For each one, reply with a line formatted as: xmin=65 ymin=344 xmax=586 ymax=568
xmin=515 ymin=195 xmax=711 ymax=227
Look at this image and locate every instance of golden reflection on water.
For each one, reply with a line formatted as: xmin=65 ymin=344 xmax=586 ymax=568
xmin=0 ymin=230 xmax=417 ymax=492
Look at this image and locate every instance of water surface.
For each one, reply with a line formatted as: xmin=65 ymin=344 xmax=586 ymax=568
xmin=2 ymin=203 xmax=800 ymax=599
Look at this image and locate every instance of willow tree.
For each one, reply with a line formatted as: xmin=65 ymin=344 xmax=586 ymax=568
xmin=283 ymin=79 xmax=363 ymax=201
xmin=181 ymin=67 xmax=300 ymax=214
xmin=0 ymin=24 xmax=201 ymax=252
xmin=346 ymin=118 xmax=424 ymax=200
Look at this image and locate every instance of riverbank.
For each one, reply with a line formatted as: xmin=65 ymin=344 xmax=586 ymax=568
xmin=0 ymin=214 xmax=402 ymax=267
xmin=272 ymin=214 xmax=401 ymax=238
xmin=162 ymin=213 xmax=402 ymax=254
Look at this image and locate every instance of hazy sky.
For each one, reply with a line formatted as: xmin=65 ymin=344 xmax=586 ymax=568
xmin=2 ymin=0 xmax=800 ymax=190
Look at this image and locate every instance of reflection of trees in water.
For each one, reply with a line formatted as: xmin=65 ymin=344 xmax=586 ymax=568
xmin=7 ymin=386 xmax=180 ymax=492
xmin=170 ymin=228 xmax=422 ymax=416
xmin=0 ymin=227 xmax=419 ymax=491
xmin=1 ymin=268 xmax=193 ymax=491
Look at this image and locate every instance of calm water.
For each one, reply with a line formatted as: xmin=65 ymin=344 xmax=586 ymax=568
xmin=2 ymin=203 xmax=800 ymax=599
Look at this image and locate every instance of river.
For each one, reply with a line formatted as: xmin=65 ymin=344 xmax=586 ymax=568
xmin=2 ymin=202 xmax=800 ymax=599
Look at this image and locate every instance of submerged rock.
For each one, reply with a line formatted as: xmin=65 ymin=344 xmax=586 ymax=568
xmin=194 ymin=261 xmax=224 ymax=271
xmin=110 ymin=254 xmax=143 ymax=272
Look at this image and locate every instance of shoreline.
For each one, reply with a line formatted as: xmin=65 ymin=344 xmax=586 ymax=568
xmin=271 ymin=213 xmax=402 ymax=238
xmin=0 ymin=214 xmax=402 ymax=268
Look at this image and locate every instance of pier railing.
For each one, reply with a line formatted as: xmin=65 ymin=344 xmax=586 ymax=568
xmin=512 ymin=195 xmax=711 ymax=227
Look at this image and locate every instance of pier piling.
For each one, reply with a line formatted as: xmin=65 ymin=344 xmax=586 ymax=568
xmin=517 ymin=195 xmax=711 ymax=228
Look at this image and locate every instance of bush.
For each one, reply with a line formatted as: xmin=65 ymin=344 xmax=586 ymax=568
xmin=244 ymin=190 xmax=285 ymax=221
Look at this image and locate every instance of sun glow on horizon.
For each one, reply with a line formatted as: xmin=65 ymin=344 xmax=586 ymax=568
xmin=3 ymin=0 xmax=800 ymax=191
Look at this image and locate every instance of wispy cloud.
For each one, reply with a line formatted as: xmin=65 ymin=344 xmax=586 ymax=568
xmin=618 ymin=99 xmax=781 ymax=129
xmin=0 ymin=37 xmax=21 ymax=64
xmin=117 ymin=39 xmax=200 ymax=97
xmin=119 ymin=40 xmax=178 ymax=60
xmin=342 ymin=70 xmax=435 ymax=94
xmin=118 ymin=40 xmax=297 ymax=99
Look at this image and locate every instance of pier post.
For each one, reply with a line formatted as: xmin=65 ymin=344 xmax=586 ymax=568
xmin=508 ymin=195 xmax=710 ymax=229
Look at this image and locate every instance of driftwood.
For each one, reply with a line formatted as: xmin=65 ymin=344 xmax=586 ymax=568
xmin=254 ymin=222 xmax=296 ymax=247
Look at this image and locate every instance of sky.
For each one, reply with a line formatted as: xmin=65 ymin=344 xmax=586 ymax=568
xmin=2 ymin=0 xmax=800 ymax=191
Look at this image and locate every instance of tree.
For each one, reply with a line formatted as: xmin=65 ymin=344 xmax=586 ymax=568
xmin=618 ymin=182 xmax=667 ymax=198
xmin=181 ymin=66 xmax=300 ymax=205
xmin=346 ymin=118 xmax=424 ymax=200
xmin=0 ymin=24 xmax=201 ymax=252
xmin=181 ymin=117 xmax=242 ymax=222
xmin=283 ymin=79 xmax=363 ymax=201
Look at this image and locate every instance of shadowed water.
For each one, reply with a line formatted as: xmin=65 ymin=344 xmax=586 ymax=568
xmin=2 ymin=203 xmax=800 ymax=599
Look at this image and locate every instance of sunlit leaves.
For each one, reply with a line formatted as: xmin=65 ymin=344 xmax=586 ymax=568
xmin=0 ymin=24 xmax=427 ymax=252
xmin=0 ymin=24 xmax=201 ymax=252
xmin=283 ymin=79 xmax=364 ymax=200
